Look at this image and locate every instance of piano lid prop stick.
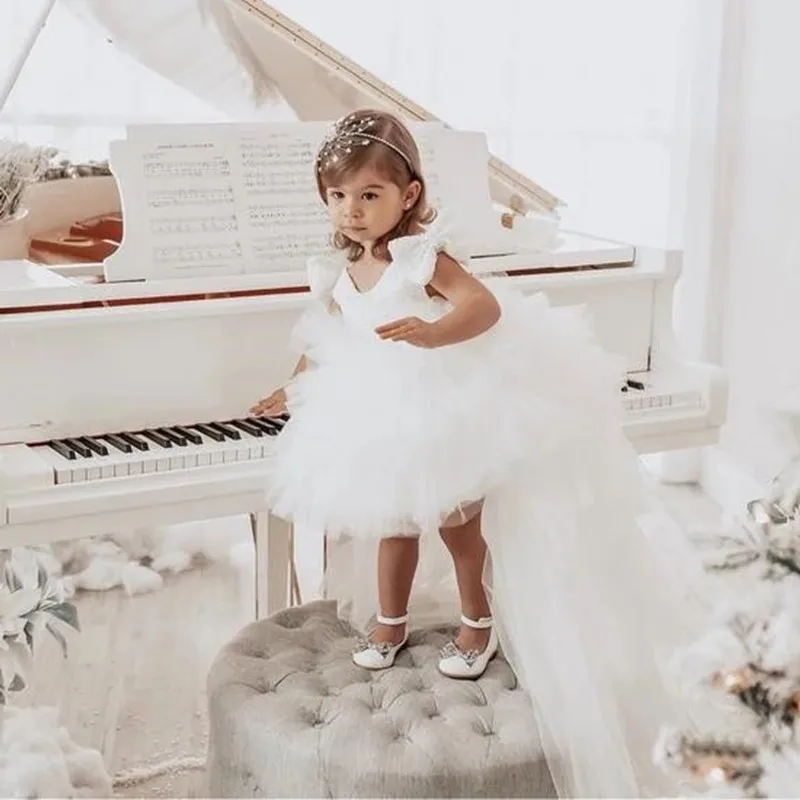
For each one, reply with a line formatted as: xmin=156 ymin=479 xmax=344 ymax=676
xmin=0 ymin=0 xmax=57 ymax=112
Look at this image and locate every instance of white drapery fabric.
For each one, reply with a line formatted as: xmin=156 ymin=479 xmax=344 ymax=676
xmin=0 ymin=0 xmax=695 ymax=246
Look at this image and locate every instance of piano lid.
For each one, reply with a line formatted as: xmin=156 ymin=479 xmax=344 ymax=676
xmin=206 ymin=0 xmax=563 ymax=217
xmin=61 ymin=0 xmax=563 ymax=217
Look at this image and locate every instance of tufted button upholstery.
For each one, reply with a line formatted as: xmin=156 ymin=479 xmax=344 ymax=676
xmin=207 ymin=600 xmax=555 ymax=798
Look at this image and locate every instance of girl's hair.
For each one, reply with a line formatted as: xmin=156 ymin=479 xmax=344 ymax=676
xmin=315 ymin=109 xmax=436 ymax=262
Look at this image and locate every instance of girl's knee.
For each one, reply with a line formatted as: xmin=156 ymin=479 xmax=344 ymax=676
xmin=380 ymin=534 xmax=419 ymax=547
xmin=440 ymin=501 xmax=484 ymax=533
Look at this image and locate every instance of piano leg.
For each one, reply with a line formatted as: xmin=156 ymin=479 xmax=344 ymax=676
xmin=250 ymin=511 xmax=292 ymax=620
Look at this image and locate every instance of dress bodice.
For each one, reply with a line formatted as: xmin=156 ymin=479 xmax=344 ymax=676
xmin=306 ymin=222 xmax=465 ymax=331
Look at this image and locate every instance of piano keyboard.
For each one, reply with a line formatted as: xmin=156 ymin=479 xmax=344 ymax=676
xmin=30 ymin=378 xmax=707 ymax=486
xmin=31 ymin=416 xmax=288 ymax=485
xmin=620 ymin=378 xmax=704 ymax=415
xmin=19 ymin=376 xmax=709 ymax=490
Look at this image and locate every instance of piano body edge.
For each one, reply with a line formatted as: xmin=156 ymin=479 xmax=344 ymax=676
xmin=0 ymin=260 xmax=726 ymax=628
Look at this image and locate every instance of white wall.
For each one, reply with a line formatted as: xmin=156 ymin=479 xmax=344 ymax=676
xmin=701 ymin=0 xmax=800 ymax=504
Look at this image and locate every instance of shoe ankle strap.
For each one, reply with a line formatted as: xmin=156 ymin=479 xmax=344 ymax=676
xmin=376 ymin=612 xmax=409 ymax=626
xmin=461 ymin=613 xmax=493 ymax=629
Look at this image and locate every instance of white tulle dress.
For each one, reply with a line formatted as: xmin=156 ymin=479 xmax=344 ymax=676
xmin=265 ymin=221 xmax=703 ymax=798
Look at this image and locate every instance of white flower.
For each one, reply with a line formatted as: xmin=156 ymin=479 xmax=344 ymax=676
xmin=0 ymin=550 xmax=67 ymax=654
xmin=0 ymin=584 xmax=39 ymax=648
xmin=0 ymin=139 xmax=54 ymax=221
xmin=0 ymin=548 xmax=78 ymax=701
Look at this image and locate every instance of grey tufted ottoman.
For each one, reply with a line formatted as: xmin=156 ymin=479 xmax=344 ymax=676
xmin=207 ymin=600 xmax=555 ymax=798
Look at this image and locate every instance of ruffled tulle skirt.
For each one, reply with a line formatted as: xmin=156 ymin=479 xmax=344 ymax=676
xmin=267 ymin=280 xmax=636 ymax=539
xmin=265 ymin=281 xmax=706 ymax=797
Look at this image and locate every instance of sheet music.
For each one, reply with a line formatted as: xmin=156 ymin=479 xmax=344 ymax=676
xmin=105 ymin=122 xmax=498 ymax=282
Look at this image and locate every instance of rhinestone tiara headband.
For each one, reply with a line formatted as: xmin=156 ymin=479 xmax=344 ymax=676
xmin=316 ymin=113 xmax=415 ymax=174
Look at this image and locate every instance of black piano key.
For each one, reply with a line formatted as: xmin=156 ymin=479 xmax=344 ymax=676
xmin=118 ymin=432 xmax=149 ymax=451
xmin=103 ymin=433 xmax=133 ymax=454
xmin=193 ymin=423 xmax=225 ymax=442
xmin=140 ymin=429 xmax=173 ymax=448
xmin=156 ymin=427 xmax=188 ymax=447
xmin=79 ymin=436 xmax=109 ymax=456
xmin=208 ymin=422 xmax=241 ymax=440
xmin=248 ymin=417 xmax=280 ymax=435
xmin=62 ymin=438 xmax=94 ymax=458
xmin=229 ymin=419 xmax=265 ymax=437
xmin=46 ymin=440 xmax=76 ymax=461
xmin=171 ymin=425 xmax=203 ymax=445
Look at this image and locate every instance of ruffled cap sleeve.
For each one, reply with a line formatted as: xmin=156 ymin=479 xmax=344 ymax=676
xmin=387 ymin=214 xmax=472 ymax=286
xmin=306 ymin=253 xmax=344 ymax=307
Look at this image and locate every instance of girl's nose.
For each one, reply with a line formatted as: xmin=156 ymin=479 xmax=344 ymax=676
xmin=342 ymin=199 xmax=362 ymax=218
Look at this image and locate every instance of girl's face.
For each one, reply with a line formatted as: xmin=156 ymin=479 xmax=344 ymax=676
xmin=324 ymin=166 xmax=420 ymax=253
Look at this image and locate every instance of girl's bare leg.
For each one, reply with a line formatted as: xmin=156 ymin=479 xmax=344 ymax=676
xmin=372 ymin=535 xmax=419 ymax=645
xmin=440 ymin=505 xmax=492 ymax=652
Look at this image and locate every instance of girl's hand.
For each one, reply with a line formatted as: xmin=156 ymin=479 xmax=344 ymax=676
xmin=250 ymin=388 xmax=288 ymax=417
xmin=375 ymin=317 xmax=440 ymax=348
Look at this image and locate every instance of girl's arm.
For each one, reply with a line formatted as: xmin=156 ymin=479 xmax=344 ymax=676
xmin=250 ymin=355 xmax=307 ymax=416
xmin=427 ymin=253 xmax=501 ymax=345
xmin=292 ymin=354 xmax=308 ymax=377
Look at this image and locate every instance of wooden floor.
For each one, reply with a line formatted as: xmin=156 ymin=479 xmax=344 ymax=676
xmin=19 ymin=483 xmax=726 ymax=798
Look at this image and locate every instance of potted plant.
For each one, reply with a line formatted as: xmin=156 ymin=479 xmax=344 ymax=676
xmin=0 ymin=549 xmax=116 ymax=796
xmin=0 ymin=140 xmax=56 ymax=260
xmin=0 ymin=549 xmax=80 ymax=706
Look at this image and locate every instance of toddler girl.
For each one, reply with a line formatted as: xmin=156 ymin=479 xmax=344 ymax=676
xmin=252 ymin=109 xmax=700 ymax=798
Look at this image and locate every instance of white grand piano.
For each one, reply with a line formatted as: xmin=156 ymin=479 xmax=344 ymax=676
xmin=0 ymin=0 xmax=727 ymax=617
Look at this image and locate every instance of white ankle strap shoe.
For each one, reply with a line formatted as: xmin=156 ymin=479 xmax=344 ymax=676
xmin=352 ymin=612 xmax=409 ymax=670
xmin=438 ymin=613 xmax=498 ymax=679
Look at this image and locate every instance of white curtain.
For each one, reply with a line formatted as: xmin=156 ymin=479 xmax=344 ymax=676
xmin=0 ymin=0 xmax=695 ymax=247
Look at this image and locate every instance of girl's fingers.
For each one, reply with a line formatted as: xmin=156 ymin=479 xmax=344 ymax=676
xmin=251 ymin=389 xmax=286 ymax=416
xmin=261 ymin=401 xmax=285 ymax=416
xmin=375 ymin=317 xmax=410 ymax=335
xmin=390 ymin=325 xmax=414 ymax=341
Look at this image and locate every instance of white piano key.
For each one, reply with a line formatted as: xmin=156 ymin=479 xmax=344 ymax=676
xmin=32 ymin=446 xmax=83 ymax=484
xmin=85 ymin=466 xmax=102 ymax=481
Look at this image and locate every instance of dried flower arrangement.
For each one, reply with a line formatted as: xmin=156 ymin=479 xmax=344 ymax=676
xmin=0 ymin=139 xmax=57 ymax=224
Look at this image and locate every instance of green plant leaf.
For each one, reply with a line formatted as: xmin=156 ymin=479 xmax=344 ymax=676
xmin=23 ymin=620 xmax=34 ymax=652
xmin=3 ymin=562 xmax=21 ymax=592
xmin=47 ymin=602 xmax=80 ymax=632
xmin=36 ymin=561 xmax=48 ymax=590
xmin=8 ymin=673 xmax=24 ymax=692
xmin=46 ymin=621 xmax=68 ymax=658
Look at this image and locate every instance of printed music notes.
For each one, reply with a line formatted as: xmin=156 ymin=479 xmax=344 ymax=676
xmin=103 ymin=122 xmax=497 ymax=283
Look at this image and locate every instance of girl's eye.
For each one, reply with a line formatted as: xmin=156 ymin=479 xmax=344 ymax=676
xmin=362 ymin=192 xmax=378 ymax=201
xmin=329 ymin=190 xmax=344 ymax=200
